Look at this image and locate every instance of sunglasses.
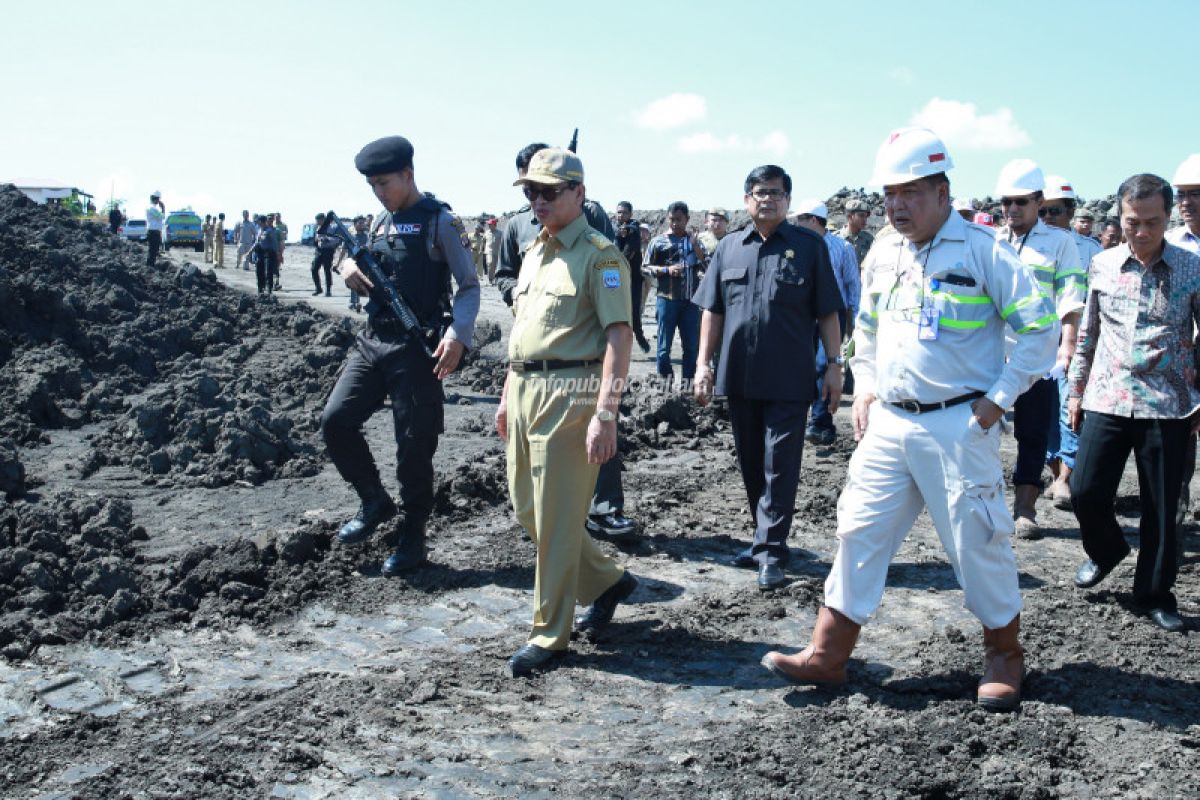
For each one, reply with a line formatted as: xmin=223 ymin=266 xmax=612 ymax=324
xmin=1000 ymin=197 xmax=1032 ymax=207
xmin=1038 ymin=206 xmax=1067 ymax=218
xmin=522 ymin=182 xmax=578 ymax=202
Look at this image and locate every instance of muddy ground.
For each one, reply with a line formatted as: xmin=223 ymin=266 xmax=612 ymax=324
xmin=0 ymin=188 xmax=1197 ymax=799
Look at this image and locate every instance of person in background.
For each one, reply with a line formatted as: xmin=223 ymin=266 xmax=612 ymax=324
xmin=212 ymin=212 xmax=225 ymax=267
xmin=644 ymin=201 xmax=705 ymax=387
xmin=146 ymin=191 xmax=165 ymax=266
xmin=235 ymin=210 xmax=258 ymax=270
xmin=203 ymin=214 xmax=215 ymax=263
xmin=615 ymin=201 xmax=649 ymax=353
xmin=1073 ymin=207 xmax=1097 ymax=240
xmin=1099 ymin=218 xmax=1122 ymax=249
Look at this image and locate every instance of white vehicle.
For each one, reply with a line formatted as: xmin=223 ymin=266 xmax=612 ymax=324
xmin=122 ymin=219 xmax=148 ymax=242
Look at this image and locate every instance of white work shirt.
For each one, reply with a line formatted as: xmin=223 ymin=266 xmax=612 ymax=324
xmin=1072 ymin=230 xmax=1103 ymax=270
xmin=854 ymin=210 xmax=1058 ymax=409
xmin=146 ymin=205 xmax=164 ymax=232
xmin=1167 ymin=225 xmax=1200 ymax=254
xmin=996 ymin=219 xmax=1085 ymax=319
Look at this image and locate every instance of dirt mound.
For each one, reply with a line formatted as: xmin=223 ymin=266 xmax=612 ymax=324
xmin=0 ymin=185 xmax=354 ymax=487
xmin=433 ymin=446 xmax=509 ymax=518
xmin=0 ymin=438 xmax=24 ymax=498
xmin=619 ymin=385 xmax=729 ymax=460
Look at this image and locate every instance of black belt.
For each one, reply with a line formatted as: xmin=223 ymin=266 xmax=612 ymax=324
xmin=509 ymin=359 xmax=599 ymax=373
xmin=886 ymin=391 xmax=985 ymax=415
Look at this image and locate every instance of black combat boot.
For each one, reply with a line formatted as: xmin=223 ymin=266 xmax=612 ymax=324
xmin=336 ymin=487 xmax=397 ymax=545
xmin=382 ymin=519 xmax=427 ymax=576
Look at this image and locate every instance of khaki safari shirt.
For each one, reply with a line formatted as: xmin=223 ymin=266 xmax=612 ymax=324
xmin=509 ymin=213 xmax=632 ymax=362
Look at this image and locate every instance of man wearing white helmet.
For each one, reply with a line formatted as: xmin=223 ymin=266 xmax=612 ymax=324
xmin=1168 ymin=155 xmax=1200 ymax=541
xmin=760 ymin=127 xmax=1058 ymax=712
xmin=793 ymin=198 xmax=861 ymax=445
xmin=993 ymin=159 xmax=1084 ymax=538
xmin=952 ymin=197 xmax=975 ymax=221
xmin=1039 ymin=175 xmax=1101 ymax=509
xmin=145 ymin=191 xmax=165 ymax=267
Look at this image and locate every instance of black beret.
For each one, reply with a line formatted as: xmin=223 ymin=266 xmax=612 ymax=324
xmin=354 ymin=136 xmax=414 ymax=176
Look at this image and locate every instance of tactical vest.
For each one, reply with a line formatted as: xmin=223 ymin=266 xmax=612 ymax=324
xmin=367 ymin=195 xmax=452 ymax=339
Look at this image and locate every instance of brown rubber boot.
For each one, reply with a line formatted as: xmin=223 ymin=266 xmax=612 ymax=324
xmin=977 ymin=614 xmax=1024 ymax=712
xmin=761 ymin=607 xmax=861 ymax=685
xmin=1013 ymin=484 xmax=1042 ymax=540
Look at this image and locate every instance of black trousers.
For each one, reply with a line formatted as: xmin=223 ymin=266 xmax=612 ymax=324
xmin=728 ymin=396 xmax=810 ymax=567
xmin=312 ymin=248 xmax=336 ymax=292
xmin=1071 ymin=411 xmax=1187 ymax=612
xmin=254 ymin=249 xmax=278 ymax=293
xmin=1013 ymin=376 xmax=1058 ymax=487
xmin=146 ymin=230 xmax=161 ymax=266
xmin=320 ymin=331 xmax=444 ymax=524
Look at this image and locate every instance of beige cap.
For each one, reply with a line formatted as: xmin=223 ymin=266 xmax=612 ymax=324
xmin=845 ymin=199 xmax=868 ymax=213
xmin=707 ymin=207 xmax=728 ymax=219
xmin=513 ymin=148 xmax=584 ymax=186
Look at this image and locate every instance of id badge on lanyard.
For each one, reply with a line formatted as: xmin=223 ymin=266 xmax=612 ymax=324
xmin=918 ymin=306 xmax=940 ymax=340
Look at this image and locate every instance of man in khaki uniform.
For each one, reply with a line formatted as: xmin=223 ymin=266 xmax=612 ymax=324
xmin=495 ymin=148 xmax=639 ymax=677
xmin=202 ymin=215 xmax=214 ymax=263
xmin=212 ymin=212 xmax=225 ymax=267
xmin=470 ymin=222 xmax=486 ymax=279
xmin=838 ymin=199 xmax=874 ymax=267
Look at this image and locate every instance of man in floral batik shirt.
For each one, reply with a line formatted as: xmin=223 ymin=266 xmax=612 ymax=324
xmin=1067 ymin=173 xmax=1200 ymax=634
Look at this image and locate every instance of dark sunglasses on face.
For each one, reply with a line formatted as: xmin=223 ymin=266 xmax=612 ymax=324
xmin=1001 ymin=197 xmax=1032 ymax=208
xmin=522 ymin=182 xmax=578 ymax=202
xmin=1038 ymin=206 xmax=1067 ymax=218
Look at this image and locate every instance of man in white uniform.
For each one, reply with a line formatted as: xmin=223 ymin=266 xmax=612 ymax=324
xmin=761 ymin=128 xmax=1058 ymax=712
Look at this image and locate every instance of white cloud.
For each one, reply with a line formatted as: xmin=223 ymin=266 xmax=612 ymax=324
xmin=635 ymin=93 xmax=707 ymax=130
xmin=677 ymin=130 xmax=790 ymax=156
xmin=888 ymin=67 xmax=914 ymax=86
xmin=910 ymin=97 xmax=1031 ymax=150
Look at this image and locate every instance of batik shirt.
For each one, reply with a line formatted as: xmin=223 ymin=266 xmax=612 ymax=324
xmin=1068 ymin=241 xmax=1200 ymax=419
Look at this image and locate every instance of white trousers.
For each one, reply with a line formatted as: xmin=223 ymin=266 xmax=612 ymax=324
xmin=825 ymin=401 xmax=1022 ymax=629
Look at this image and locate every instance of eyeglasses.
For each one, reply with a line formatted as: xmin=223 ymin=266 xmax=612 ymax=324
xmin=1038 ymin=206 xmax=1067 ymax=218
xmin=522 ymin=182 xmax=578 ymax=202
xmin=749 ymin=188 xmax=788 ymax=201
xmin=1000 ymin=197 xmax=1032 ymax=207
xmin=1178 ymin=189 xmax=1200 ymax=200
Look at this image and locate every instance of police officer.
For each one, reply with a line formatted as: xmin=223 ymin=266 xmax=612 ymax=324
xmin=496 ymin=148 xmax=638 ymax=677
xmin=993 ymin=159 xmax=1083 ymax=539
xmin=495 ymin=141 xmax=640 ymax=541
xmin=693 ymin=165 xmax=845 ymax=590
xmin=203 ymin=214 xmax=215 ymax=263
xmin=322 ymin=136 xmax=481 ymax=575
xmin=212 ymin=212 xmax=225 ymax=268
xmin=761 ymin=128 xmax=1058 ymax=712
xmin=146 ymin=192 xmax=165 ymax=266
xmin=838 ymin=199 xmax=874 ymax=267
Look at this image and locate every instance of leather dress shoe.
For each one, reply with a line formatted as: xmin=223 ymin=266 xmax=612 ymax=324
xmin=381 ymin=522 xmax=427 ymax=577
xmin=586 ymin=512 xmax=639 ymax=540
xmin=575 ymin=571 xmax=639 ymax=639
xmin=1147 ymin=608 xmax=1184 ymax=633
xmin=337 ymin=492 xmax=397 ymax=545
xmin=1073 ymin=558 xmax=1118 ymax=589
xmin=731 ymin=547 xmax=757 ymax=570
xmin=508 ymin=643 xmax=565 ymax=677
xmin=805 ymin=427 xmax=836 ymax=446
xmin=758 ymin=563 xmax=789 ymax=591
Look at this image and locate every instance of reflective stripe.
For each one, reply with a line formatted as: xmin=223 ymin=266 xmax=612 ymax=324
xmin=929 ymin=289 xmax=990 ymax=304
xmin=938 ymin=317 xmax=986 ymax=330
xmin=1001 ymin=294 xmax=1042 ymax=320
xmin=1015 ymin=312 xmax=1058 ymax=334
xmin=1055 ymin=267 xmax=1087 ymax=280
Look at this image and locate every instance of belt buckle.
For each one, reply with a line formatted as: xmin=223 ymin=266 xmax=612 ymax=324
xmin=900 ymin=400 xmax=922 ymax=414
xmin=510 ymin=361 xmax=526 ymax=373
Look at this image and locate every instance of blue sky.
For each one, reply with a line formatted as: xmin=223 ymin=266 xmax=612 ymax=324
xmin=2 ymin=0 xmax=1194 ymax=237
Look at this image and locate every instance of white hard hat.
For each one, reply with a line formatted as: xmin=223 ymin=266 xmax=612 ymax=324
xmin=794 ymin=198 xmax=828 ymax=218
xmin=952 ymin=197 xmax=974 ymax=212
xmin=1172 ymin=154 xmax=1200 ymax=186
xmin=1042 ymin=175 xmax=1077 ymax=201
xmin=150 ymin=190 xmax=161 ymax=198
xmin=867 ymin=127 xmax=953 ymax=187
xmin=994 ymin=159 xmax=1045 ymax=197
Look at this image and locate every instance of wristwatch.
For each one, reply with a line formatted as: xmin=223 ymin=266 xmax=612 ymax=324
xmin=595 ymin=409 xmax=616 ymax=423
xmin=830 ymin=355 xmax=846 ymax=366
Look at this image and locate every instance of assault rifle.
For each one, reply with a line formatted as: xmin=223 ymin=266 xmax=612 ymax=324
xmin=568 ymin=128 xmax=578 ymax=153
xmin=317 ymin=211 xmax=434 ymax=358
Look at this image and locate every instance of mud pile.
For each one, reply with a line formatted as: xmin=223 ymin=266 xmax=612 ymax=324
xmin=619 ymin=385 xmax=729 ymax=460
xmin=0 ymin=185 xmax=353 ymax=487
xmin=0 ymin=489 xmax=345 ymax=658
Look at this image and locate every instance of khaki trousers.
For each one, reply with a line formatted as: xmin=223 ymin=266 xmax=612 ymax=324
xmin=506 ymin=367 xmax=624 ymax=650
xmin=204 ymin=236 xmax=214 ymax=262
xmin=213 ymin=238 xmax=224 ymax=267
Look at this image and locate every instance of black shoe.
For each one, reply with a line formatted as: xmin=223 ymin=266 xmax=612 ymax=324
xmin=758 ymin=563 xmax=789 ymax=591
xmin=381 ymin=522 xmax=427 ymax=576
xmin=806 ymin=427 xmax=836 ymax=446
xmin=635 ymin=331 xmax=651 ymax=353
xmin=508 ymin=643 xmax=565 ymax=677
xmin=311 ymin=289 xmax=322 ymax=296
xmin=586 ymin=512 xmax=639 ymax=539
xmin=1073 ymin=558 xmax=1118 ymax=589
xmin=575 ymin=571 xmax=639 ymax=640
xmin=730 ymin=547 xmax=757 ymax=570
xmin=325 ymin=290 xmax=332 ymax=298
xmin=1147 ymin=608 xmax=1184 ymax=633
xmin=336 ymin=492 xmax=397 ymax=545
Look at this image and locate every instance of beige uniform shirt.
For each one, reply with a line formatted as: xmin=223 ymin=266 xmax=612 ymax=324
xmin=509 ymin=213 xmax=632 ymax=362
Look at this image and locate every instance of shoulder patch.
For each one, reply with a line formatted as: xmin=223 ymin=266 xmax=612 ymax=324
xmin=594 ymin=257 xmax=622 ymax=271
xmin=586 ymin=231 xmax=612 ymax=250
xmin=448 ymin=215 xmax=470 ymax=249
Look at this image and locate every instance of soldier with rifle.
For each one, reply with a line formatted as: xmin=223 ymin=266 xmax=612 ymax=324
xmin=320 ymin=135 xmax=480 ymax=576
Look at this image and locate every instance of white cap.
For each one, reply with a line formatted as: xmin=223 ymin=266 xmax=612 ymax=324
xmin=868 ymin=127 xmax=953 ymax=187
xmin=952 ymin=197 xmax=974 ymax=212
xmin=994 ymin=159 xmax=1045 ymax=197
xmin=1042 ymin=175 xmax=1077 ymax=201
xmin=150 ymin=190 xmax=161 ymax=198
xmin=1172 ymin=154 xmax=1200 ymax=187
xmin=794 ymin=198 xmax=828 ymax=218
